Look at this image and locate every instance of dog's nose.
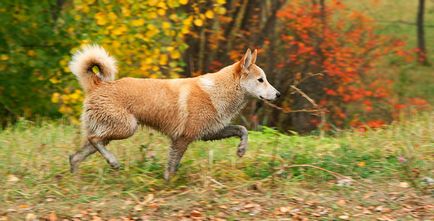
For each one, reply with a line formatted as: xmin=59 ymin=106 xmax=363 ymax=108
xmin=276 ymin=92 xmax=281 ymax=98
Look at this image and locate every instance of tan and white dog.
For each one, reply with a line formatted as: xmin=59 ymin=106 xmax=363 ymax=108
xmin=68 ymin=45 xmax=280 ymax=180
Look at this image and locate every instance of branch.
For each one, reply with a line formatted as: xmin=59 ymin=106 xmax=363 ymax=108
xmin=263 ymin=100 xmax=321 ymax=115
xmin=290 ymin=85 xmax=319 ymax=108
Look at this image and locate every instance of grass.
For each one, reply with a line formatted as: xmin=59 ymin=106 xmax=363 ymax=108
xmin=0 ymin=113 xmax=432 ymax=220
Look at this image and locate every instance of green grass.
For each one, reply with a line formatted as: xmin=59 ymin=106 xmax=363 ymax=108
xmin=0 ymin=114 xmax=432 ymax=219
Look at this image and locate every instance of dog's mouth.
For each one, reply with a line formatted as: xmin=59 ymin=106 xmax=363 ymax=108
xmin=259 ymin=96 xmax=275 ymax=102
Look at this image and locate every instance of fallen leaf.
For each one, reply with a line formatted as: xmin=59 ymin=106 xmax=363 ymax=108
xmin=190 ymin=210 xmax=202 ymax=217
xmin=363 ymin=208 xmax=372 ymax=214
xmin=337 ymin=199 xmax=346 ymax=206
xmin=7 ymin=175 xmax=19 ymax=183
xmin=18 ymin=204 xmax=30 ymax=209
xmin=48 ymin=211 xmax=57 ymax=221
xmin=399 ymin=182 xmax=409 ymax=188
xmin=92 ymin=215 xmax=103 ymax=221
xmin=363 ymin=192 xmax=373 ymax=199
xmin=218 ymin=205 xmax=228 ymax=209
xmin=134 ymin=204 xmax=143 ymax=211
xmin=25 ymin=213 xmax=37 ymax=221
xmin=142 ymin=193 xmax=154 ymax=204
xmin=375 ymin=205 xmax=384 ymax=212
xmin=337 ymin=178 xmax=352 ymax=186
xmin=338 ymin=214 xmax=350 ymax=220
xmin=279 ymin=206 xmax=290 ymax=213
xmin=73 ymin=213 xmax=83 ymax=218
xmin=244 ymin=203 xmax=257 ymax=209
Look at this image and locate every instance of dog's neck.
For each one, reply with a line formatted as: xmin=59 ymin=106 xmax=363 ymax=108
xmin=199 ymin=63 xmax=248 ymax=120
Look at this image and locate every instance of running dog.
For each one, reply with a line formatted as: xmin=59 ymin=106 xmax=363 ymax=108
xmin=68 ymin=45 xmax=280 ymax=180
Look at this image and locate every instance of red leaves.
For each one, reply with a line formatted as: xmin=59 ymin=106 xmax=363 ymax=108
xmin=276 ymin=0 xmax=413 ymax=128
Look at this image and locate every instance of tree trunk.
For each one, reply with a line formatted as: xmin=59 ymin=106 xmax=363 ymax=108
xmin=417 ymin=0 xmax=429 ymax=65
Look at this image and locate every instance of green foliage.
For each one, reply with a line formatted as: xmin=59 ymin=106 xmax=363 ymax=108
xmin=0 ymin=1 xmax=73 ymax=121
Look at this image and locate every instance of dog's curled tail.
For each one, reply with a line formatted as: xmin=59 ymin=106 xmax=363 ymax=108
xmin=69 ymin=45 xmax=117 ymax=93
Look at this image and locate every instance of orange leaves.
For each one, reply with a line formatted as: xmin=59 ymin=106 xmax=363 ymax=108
xmin=276 ymin=0 xmax=411 ymax=128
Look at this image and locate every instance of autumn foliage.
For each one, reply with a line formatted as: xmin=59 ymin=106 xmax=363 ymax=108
xmin=272 ymin=0 xmax=428 ymax=131
xmin=0 ymin=0 xmax=430 ymax=131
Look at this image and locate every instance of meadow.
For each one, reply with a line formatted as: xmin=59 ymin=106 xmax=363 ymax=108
xmin=0 ymin=113 xmax=432 ymax=220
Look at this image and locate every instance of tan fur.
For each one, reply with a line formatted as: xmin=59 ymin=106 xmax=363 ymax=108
xmin=69 ymin=46 xmax=280 ymax=179
xmin=81 ymin=66 xmax=243 ymax=140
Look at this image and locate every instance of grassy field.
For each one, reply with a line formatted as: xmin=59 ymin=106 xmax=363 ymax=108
xmin=0 ymin=113 xmax=432 ymax=220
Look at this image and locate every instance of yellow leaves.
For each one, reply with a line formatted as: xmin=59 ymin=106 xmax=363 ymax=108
xmin=74 ymin=14 xmax=81 ymax=21
xmin=112 ymin=40 xmax=121 ymax=48
xmin=148 ymin=0 xmax=159 ymax=6
xmin=194 ymin=18 xmax=203 ymax=27
xmin=357 ymin=161 xmax=366 ymax=167
xmin=157 ymin=2 xmax=167 ymax=9
xmin=27 ymin=50 xmax=36 ymax=57
xmin=205 ymin=10 xmax=214 ymax=19
xmin=169 ymin=14 xmax=178 ymax=21
xmin=149 ymin=12 xmax=158 ymax=19
xmin=51 ymin=93 xmax=60 ymax=103
xmin=216 ymin=0 xmax=226 ymax=4
xmin=0 ymin=54 xmax=9 ymax=61
xmin=55 ymin=0 xmax=209 ymax=122
xmin=121 ymin=7 xmax=131 ymax=17
xmin=157 ymin=9 xmax=166 ymax=16
xmin=108 ymin=12 xmax=117 ymax=21
xmin=67 ymin=27 xmax=74 ymax=34
xmin=159 ymin=54 xmax=168 ymax=65
xmin=112 ymin=25 xmax=127 ymax=35
xmin=145 ymin=24 xmax=159 ymax=38
xmin=170 ymin=50 xmax=181 ymax=59
xmin=49 ymin=77 xmax=60 ymax=84
xmin=95 ymin=12 xmax=107 ymax=26
xmin=215 ymin=6 xmax=227 ymax=15
xmin=131 ymin=19 xmax=145 ymax=26
xmin=162 ymin=21 xmax=171 ymax=29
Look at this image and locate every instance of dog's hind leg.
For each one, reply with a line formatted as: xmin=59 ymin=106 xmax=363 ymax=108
xmin=164 ymin=138 xmax=192 ymax=181
xmin=69 ymin=141 xmax=97 ymax=173
xmin=201 ymin=125 xmax=248 ymax=157
xmin=88 ymin=137 xmax=120 ymax=170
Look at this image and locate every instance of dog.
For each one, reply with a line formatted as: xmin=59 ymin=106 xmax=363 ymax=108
xmin=68 ymin=45 xmax=280 ymax=180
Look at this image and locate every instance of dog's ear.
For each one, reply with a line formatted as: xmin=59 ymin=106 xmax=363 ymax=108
xmin=240 ymin=48 xmax=253 ymax=70
xmin=251 ymin=49 xmax=257 ymax=65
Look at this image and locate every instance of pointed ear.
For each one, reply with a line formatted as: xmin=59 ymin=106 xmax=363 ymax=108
xmin=240 ymin=48 xmax=252 ymax=70
xmin=251 ymin=49 xmax=257 ymax=64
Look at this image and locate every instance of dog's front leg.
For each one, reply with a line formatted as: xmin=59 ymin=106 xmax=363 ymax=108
xmin=201 ymin=125 xmax=248 ymax=157
xmin=88 ymin=137 xmax=120 ymax=170
xmin=164 ymin=138 xmax=192 ymax=181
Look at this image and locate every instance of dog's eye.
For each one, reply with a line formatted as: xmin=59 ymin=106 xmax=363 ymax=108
xmin=257 ymin=78 xmax=264 ymax=83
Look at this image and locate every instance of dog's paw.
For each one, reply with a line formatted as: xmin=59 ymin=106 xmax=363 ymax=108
xmin=112 ymin=163 xmax=121 ymax=170
xmin=108 ymin=160 xmax=121 ymax=170
xmin=237 ymin=143 xmax=247 ymax=158
xmin=164 ymin=170 xmax=173 ymax=182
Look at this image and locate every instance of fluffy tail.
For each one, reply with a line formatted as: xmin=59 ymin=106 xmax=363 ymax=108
xmin=69 ymin=45 xmax=117 ymax=93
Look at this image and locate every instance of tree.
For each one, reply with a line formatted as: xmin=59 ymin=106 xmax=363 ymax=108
xmin=416 ymin=0 xmax=429 ymax=65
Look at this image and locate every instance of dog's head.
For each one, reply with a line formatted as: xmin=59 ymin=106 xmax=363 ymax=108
xmin=237 ymin=49 xmax=280 ymax=101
